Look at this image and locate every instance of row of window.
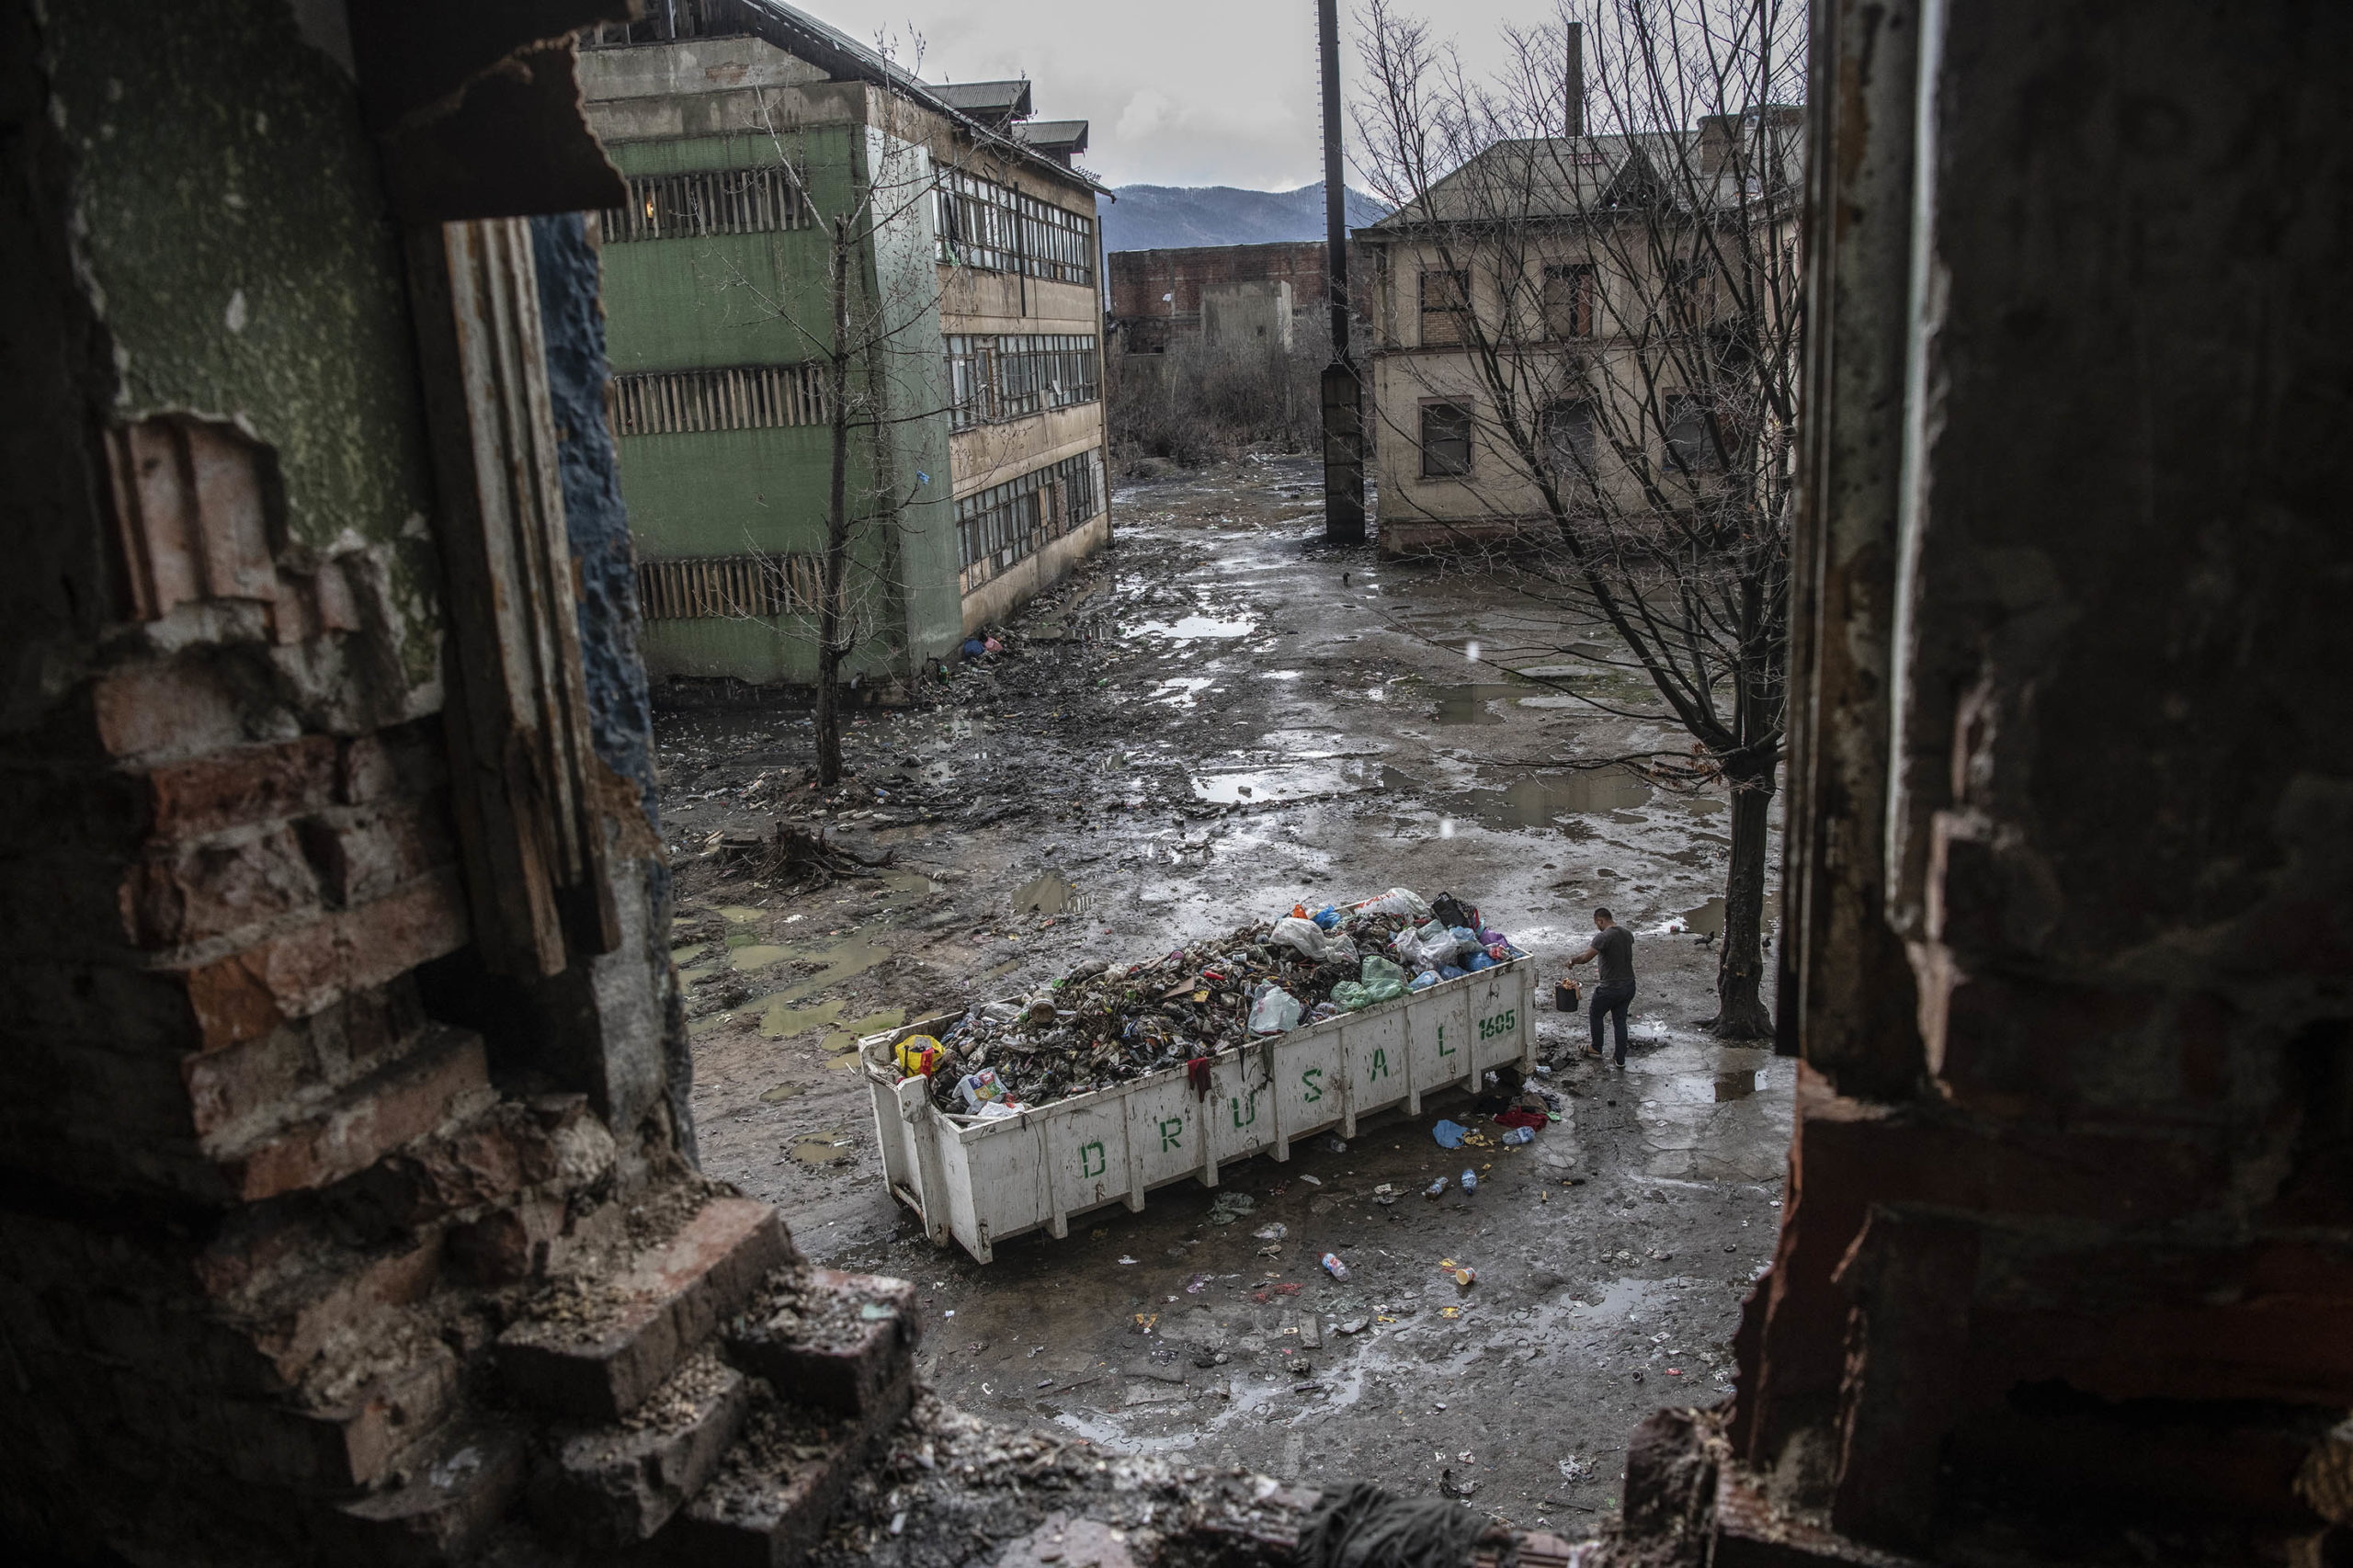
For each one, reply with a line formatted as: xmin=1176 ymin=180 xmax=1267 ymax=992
xmin=635 ymin=552 xmax=824 ymax=620
xmin=956 ymin=448 xmax=1107 ymax=592
xmin=945 ymin=334 xmax=1101 ymax=430
xmin=601 ymin=166 xmax=811 ymax=244
xmin=1413 ymin=259 xmax=1720 ymax=346
xmin=606 ymin=363 xmax=830 ymax=437
xmin=935 ymin=168 xmax=1096 ymax=287
xmin=1415 ymin=397 xmax=1718 ymax=480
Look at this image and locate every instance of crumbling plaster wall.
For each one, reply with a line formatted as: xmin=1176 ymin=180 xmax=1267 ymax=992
xmin=0 ymin=2 xmax=696 ymax=1559
xmin=1707 ymin=0 xmax=2353 ymax=1559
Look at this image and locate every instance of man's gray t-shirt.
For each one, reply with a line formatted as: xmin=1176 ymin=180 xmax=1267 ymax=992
xmin=1593 ymin=926 xmax=1634 ymax=986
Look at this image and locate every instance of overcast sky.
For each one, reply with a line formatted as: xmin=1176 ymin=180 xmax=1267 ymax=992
xmin=818 ymin=0 xmax=1539 ymax=190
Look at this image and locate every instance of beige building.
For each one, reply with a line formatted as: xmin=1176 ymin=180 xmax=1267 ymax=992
xmin=1358 ymin=115 xmax=1800 ymax=556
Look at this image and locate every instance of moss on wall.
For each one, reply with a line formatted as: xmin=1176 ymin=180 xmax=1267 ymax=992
xmin=47 ymin=0 xmax=436 ymax=565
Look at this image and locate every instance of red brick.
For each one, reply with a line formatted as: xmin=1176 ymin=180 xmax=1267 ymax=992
xmin=663 ymin=1376 xmax=915 ymax=1568
xmin=495 ymin=1197 xmax=793 ymax=1422
xmin=184 ymin=983 xmax=419 ymax=1141
xmin=295 ymin=801 xmax=454 ymax=911
xmin=147 ymin=736 xmax=340 ymax=838
xmin=124 ymin=825 xmax=322 ymax=949
xmin=533 ymin=1354 xmax=751 ymax=1544
xmin=726 ymin=1268 xmax=918 ymax=1421
xmin=323 ymin=1420 xmax=529 ymax=1568
xmin=183 ymin=869 xmax=470 ymax=1049
xmin=212 ymin=1025 xmax=490 ymax=1202
xmin=91 ymin=657 xmax=251 ymax=763
xmin=229 ymin=1233 xmax=446 ymax=1392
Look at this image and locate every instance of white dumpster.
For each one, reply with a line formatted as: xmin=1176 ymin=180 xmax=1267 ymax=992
xmin=859 ymin=957 xmax=1539 ymax=1262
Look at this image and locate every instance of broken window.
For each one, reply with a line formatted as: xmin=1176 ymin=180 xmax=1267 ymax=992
xmin=605 ymin=363 xmax=828 ymax=435
xmin=1542 ymin=263 xmax=1596 ymax=339
xmin=1664 ymin=393 xmax=1720 ymax=472
xmin=936 ymin=170 xmax=1096 ymax=286
xmin=1542 ymin=400 xmax=1597 ymax=480
xmin=601 ymin=166 xmax=809 ymax=242
xmin=955 ymin=448 xmax=1108 ymax=590
xmin=947 ymin=334 xmax=1102 ymax=430
xmin=633 ymin=552 xmax=823 ymax=619
xmin=1419 ymin=269 xmax=1471 ymax=347
xmin=1420 ymin=401 xmax=1475 ymax=479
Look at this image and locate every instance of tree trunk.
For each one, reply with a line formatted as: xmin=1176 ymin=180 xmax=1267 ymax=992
xmin=1711 ymin=752 xmax=1778 ymax=1039
xmin=814 ymin=216 xmax=852 ymax=787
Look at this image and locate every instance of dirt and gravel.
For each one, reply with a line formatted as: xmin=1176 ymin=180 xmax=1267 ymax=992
xmin=654 ymin=456 xmax=1790 ymax=1536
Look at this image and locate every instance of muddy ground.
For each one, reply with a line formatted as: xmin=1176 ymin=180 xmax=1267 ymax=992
xmin=655 ymin=456 xmax=1791 ymax=1536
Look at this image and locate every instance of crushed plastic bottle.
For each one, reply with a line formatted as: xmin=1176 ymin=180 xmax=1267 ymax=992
xmin=1501 ymin=1126 xmax=1535 ymax=1145
xmin=1321 ymin=1252 xmax=1350 ymax=1281
xmin=1425 ymin=1178 xmax=1448 ymax=1199
xmin=1460 ymin=1167 xmax=1479 ymax=1195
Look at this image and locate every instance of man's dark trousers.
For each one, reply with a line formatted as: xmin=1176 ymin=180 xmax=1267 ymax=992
xmin=1590 ymin=981 xmax=1636 ymax=1065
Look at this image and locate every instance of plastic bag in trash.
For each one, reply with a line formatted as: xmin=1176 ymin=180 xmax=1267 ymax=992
xmin=1357 ymin=887 xmax=1434 ymax=920
xmin=1312 ymin=904 xmax=1341 ymax=930
xmin=1249 ymin=987 xmax=1303 ymax=1034
xmin=976 ymin=1100 xmax=1021 ymax=1121
xmin=957 ymin=1069 xmax=1006 ymax=1109
xmin=1268 ymin=917 xmax=1332 ymax=961
xmin=1466 ymin=952 xmax=1495 ymax=972
xmin=1433 ymin=1119 xmax=1470 ymax=1149
xmin=1438 ymin=964 xmax=1467 ymax=981
xmin=1409 ymin=971 xmax=1438 ymax=992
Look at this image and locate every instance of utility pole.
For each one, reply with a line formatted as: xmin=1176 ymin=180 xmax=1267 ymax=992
xmin=1317 ymin=0 xmax=1366 ymax=544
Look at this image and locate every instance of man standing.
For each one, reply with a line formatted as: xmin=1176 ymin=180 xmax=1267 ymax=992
xmin=1564 ymin=907 xmax=1636 ymax=1065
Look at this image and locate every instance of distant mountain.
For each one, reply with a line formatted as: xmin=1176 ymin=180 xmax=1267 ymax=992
xmin=1102 ymin=183 xmax=1390 ymax=254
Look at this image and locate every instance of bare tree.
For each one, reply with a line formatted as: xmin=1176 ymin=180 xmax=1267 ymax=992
xmin=699 ymin=38 xmax=1086 ymax=785
xmin=1353 ymin=0 xmax=1804 ymax=1037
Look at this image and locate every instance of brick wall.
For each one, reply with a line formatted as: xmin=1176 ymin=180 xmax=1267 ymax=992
xmin=1107 ymin=240 xmax=1370 ymax=353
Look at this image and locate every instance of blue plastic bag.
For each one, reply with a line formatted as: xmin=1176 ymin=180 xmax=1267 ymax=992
xmin=1438 ymin=964 xmax=1466 ymax=981
xmin=1312 ymin=903 xmax=1341 ymax=930
xmin=1433 ymin=1119 xmax=1471 ymax=1149
xmin=1466 ymin=951 xmax=1495 ymax=972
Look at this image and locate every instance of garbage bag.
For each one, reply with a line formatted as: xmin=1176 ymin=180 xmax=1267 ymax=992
xmin=1360 ymin=955 xmax=1406 ymax=988
xmin=1312 ymin=903 xmax=1342 ymax=930
xmin=1433 ymin=1119 xmax=1471 ymax=1149
xmin=1408 ymin=971 xmax=1438 ymax=992
xmin=1332 ymin=981 xmax=1375 ymax=1010
xmin=1249 ymin=987 xmax=1302 ymax=1034
xmin=1358 ymin=887 xmax=1434 ymax=920
xmin=1268 ymin=916 xmax=1332 ymax=961
xmin=1466 ymin=951 xmax=1495 ymax=971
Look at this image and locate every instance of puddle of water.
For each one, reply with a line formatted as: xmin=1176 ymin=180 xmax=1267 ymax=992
xmin=1135 ymin=613 xmax=1258 ymax=641
xmin=1260 ymin=670 xmax=1303 ymax=681
xmin=759 ymin=1082 xmax=807 ymax=1103
xmin=1190 ymin=759 xmax=1378 ymax=804
xmin=1013 ymin=869 xmax=1077 ymax=915
xmin=1431 ymin=684 xmax=1521 ymax=725
xmin=667 ymin=943 xmax=707 ymax=966
xmin=789 ymin=1128 xmax=855 ymax=1166
xmin=1714 ymin=1071 xmax=1757 ymax=1101
xmin=1463 ymin=768 xmax=1654 ymax=828
xmin=760 ymin=997 xmax=846 ymax=1038
xmin=737 ymin=932 xmax=894 ymax=1001
xmin=1680 ymin=896 xmax=1726 ymax=936
xmin=1153 ymin=677 xmax=1217 ymax=706
xmin=716 ymin=905 xmax=764 ymax=924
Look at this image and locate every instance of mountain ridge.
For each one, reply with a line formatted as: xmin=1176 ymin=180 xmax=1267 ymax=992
xmin=1101 ymin=183 xmax=1389 ymax=255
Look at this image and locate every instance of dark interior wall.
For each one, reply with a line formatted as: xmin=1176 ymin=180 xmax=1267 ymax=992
xmin=1727 ymin=0 xmax=2353 ymax=1557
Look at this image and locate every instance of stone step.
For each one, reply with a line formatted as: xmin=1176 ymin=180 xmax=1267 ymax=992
xmin=724 ymin=1267 xmax=918 ymax=1421
xmin=494 ymin=1194 xmax=792 ymax=1422
xmin=655 ymin=1364 xmax=915 ymax=1568
xmin=206 ymin=1022 xmax=492 ymax=1202
xmin=321 ymin=1417 xmax=529 ymax=1567
xmin=529 ymin=1348 xmax=751 ymax=1548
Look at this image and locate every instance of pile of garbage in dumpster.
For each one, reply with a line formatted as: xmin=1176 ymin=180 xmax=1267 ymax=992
xmin=912 ymin=888 xmax=1527 ymax=1117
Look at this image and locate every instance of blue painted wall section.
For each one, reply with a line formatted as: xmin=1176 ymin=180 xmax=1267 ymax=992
xmin=529 ymin=212 xmax=694 ymax=1159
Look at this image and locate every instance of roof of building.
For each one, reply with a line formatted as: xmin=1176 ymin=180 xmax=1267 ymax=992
xmin=735 ymin=3 xmax=1108 ymax=197
xmin=1014 ymin=119 xmax=1089 ymax=154
xmin=929 ymin=79 xmax=1034 ymax=126
xmin=1363 ymin=121 xmax=1797 ymax=232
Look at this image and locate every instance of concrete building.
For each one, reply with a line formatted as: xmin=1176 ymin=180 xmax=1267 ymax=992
xmin=1107 ymin=238 xmax=1363 ymax=357
xmin=577 ymin=1 xmax=1110 ymax=691
xmin=1358 ymin=115 xmax=1802 ymax=554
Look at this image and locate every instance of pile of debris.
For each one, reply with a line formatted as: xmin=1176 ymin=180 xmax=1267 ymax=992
xmin=916 ymin=890 xmax=1526 ymax=1115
